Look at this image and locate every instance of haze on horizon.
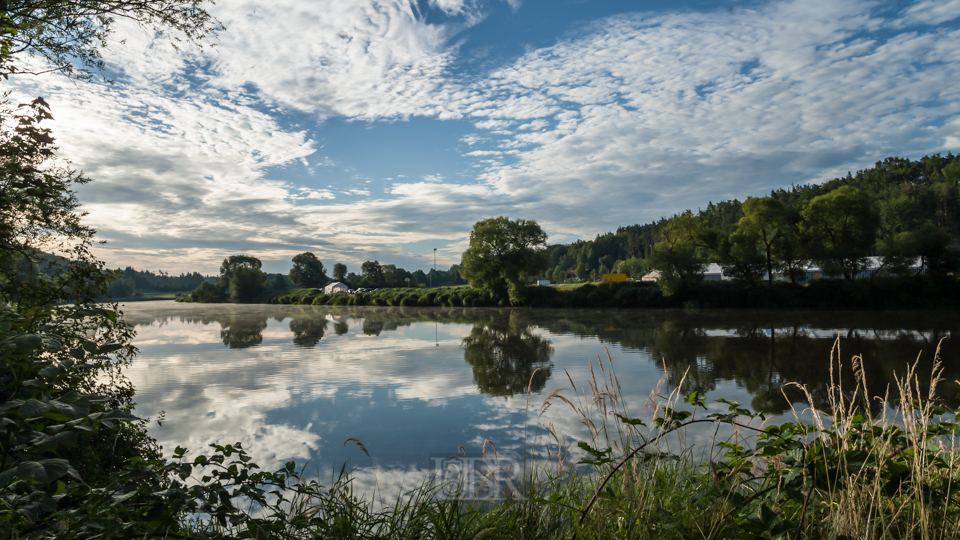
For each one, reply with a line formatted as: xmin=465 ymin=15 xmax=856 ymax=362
xmin=9 ymin=0 xmax=960 ymax=275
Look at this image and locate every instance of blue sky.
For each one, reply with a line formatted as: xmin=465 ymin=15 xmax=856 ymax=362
xmin=10 ymin=0 xmax=960 ymax=274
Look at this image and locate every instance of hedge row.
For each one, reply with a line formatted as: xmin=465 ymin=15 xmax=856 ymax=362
xmin=268 ymin=277 xmax=960 ymax=309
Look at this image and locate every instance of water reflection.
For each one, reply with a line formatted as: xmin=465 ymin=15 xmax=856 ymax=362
xmin=461 ymin=312 xmax=553 ymax=397
xmin=290 ymin=317 xmax=326 ymax=348
xmin=219 ymin=313 xmax=268 ymax=349
xmin=118 ymin=302 xmax=960 ymax=500
xmin=121 ymin=304 xmax=960 ymax=412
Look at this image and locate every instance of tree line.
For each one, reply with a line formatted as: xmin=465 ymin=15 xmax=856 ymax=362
xmin=183 ymin=252 xmax=469 ymax=303
xmin=106 ymin=267 xmax=210 ymax=298
xmin=543 ymin=154 xmax=960 ymax=292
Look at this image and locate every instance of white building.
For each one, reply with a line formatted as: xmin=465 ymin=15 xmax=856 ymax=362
xmin=640 ymin=270 xmax=661 ymax=282
xmin=323 ymin=282 xmax=349 ymax=294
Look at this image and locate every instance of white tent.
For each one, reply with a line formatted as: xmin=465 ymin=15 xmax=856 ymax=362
xmin=323 ymin=282 xmax=349 ymax=294
xmin=640 ymin=270 xmax=661 ymax=282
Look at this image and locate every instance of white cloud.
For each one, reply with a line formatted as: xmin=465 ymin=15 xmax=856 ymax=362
xmin=454 ymin=0 xmax=960 ymax=234
xmin=206 ymin=0 xmax=462 ymax=121
xmin=8 ymin=0 xmax=960 ymax=272
xmin=901 ymin=0 xmax=960 ymax=26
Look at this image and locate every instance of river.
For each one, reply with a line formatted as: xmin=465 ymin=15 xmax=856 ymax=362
xmin=121 ymin=301 xmax=959 ymax=497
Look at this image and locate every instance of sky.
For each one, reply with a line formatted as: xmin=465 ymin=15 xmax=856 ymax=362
xmin=9 ymin=0 xmax=960 ymax=275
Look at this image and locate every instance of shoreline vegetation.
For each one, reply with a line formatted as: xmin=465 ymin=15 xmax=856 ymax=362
xmin=208 ymin=276 xmax=960 ymax=310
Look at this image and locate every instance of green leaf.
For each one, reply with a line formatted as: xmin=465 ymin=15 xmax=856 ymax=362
xmin=14 ymin=335 xmax=42 ymax=353
xmin=21 ymin=398 xmax=51 ymax=417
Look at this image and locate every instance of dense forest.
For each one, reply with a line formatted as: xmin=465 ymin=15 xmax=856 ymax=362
xmin=543 ymin=154 xmax=960 ymax=288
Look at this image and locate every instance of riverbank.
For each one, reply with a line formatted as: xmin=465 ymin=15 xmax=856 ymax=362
xmin=265 ymin=276 xmax=960 ymax=309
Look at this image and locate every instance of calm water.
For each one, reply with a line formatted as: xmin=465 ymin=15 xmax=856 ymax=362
xmin=122 ymin=301 xmax=959 ymax=492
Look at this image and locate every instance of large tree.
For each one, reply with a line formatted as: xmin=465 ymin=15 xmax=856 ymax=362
xmin=332 ymin=262 xmax=348 ymax=282
xmin=460 ymin=216 xmax=548 ymax=304
xmin=802 ymin=186 xmax=879 ymax=280
xmin=289 ymin=252 xmax=327 ymax=288
xmin=360 ymin=260 xmax=384 ymax=286
xmin=215 ymin=254 xmax=268 ymax=303
xmin=644 ymin=212 xmax=712 ymax=294
xmin=738 ymin=197 xmax=790 ymax=285
xmin=716 ymin=225 xmax=766 ymax=287
xmin=219 ymin=254 xmax=261 ymax=281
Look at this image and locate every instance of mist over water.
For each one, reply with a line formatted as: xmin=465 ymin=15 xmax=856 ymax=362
xmin=121 ymin=301 xmax=959 ymax=494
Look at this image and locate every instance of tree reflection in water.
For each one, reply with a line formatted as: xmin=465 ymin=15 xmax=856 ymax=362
xmin=289 ymin=318 xmax=327 ymax=348
xmin=124 ymin=304 xmax=959 ymax=412
xmin=218 ymin=313 xmax=268 ymax=349
xmin=461 ymin=313 xmax=554 ymax=397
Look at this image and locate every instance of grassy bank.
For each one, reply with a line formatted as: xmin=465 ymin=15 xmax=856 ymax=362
xmin=266 ymin=276 xmax=960 ymax=309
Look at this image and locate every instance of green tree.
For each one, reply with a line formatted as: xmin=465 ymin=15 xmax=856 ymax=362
xmin=802 ymin=187 xmax=880 ymax=280
xmin=575 ymin=261 xmax=588 ymax=280
xmin=716 ymin=226 xmax=766 ymax=287
xmin=621 ymin=256 xmax=645 ymax=278
xmin=645 ymin=212 xmax=711 ymax=294
xmin=229 ymin=265 xmax=269 ymax=303
xmin=219 ymin=254 xmax=262 ymax=282
xmin=108 ymin=276 xmax=136 ymax=298
xmin=880 ymin=222 xmax=960 ymax=278
xmin=189 ymin=280 xmax=225 ymax=302
xmin=738 ymin=197 xmax=790 ymax=285
xmin=271 ymin=273 xmax=289 ymax=291
xmin=460 ymin=217 xmax=548 ymax=304
xmin=0 ymin=0 xmax=221 ymax=80
xmin=332 ymin=262 xmax=348 ymax=282
xmin=770 ymin=215 xmax=810 ymax=284
xmin=289 ymin=252 xmax=327 ymax=288
xmin=0 ymin=98 xmax=114 ymax=307
xmin=361 ymin=260 xmax=384 ymax=286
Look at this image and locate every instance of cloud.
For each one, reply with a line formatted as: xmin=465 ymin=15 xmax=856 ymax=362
xmin=454 ymin=0 xmax=960 ymax=235
xmin=901 ymin=0 xmax=960 ymax=26
xmin=8 ymin=0 xmax=960 ymax=272
xmin=206 ymin=0 xmax=462 ymax=121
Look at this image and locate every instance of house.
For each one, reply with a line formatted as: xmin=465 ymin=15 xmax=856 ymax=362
xmin=703 ymin=263 xmax=731 ymax=281
xmin=323 ymin=281 xmax=349 ymax=294
xmin=640 ymin=270 xmax=661 ymax=282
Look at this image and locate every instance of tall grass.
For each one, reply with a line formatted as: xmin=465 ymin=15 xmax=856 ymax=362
xmin=184 ymin=340 xmax=960 ymax=539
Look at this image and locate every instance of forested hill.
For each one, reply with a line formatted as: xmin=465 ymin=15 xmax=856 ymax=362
xmin=544 ymin=153 xmax=960 ymax=282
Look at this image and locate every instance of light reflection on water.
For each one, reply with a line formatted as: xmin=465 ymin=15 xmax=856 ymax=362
xmin=121 ymin=301 xmax=959 ymax=493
